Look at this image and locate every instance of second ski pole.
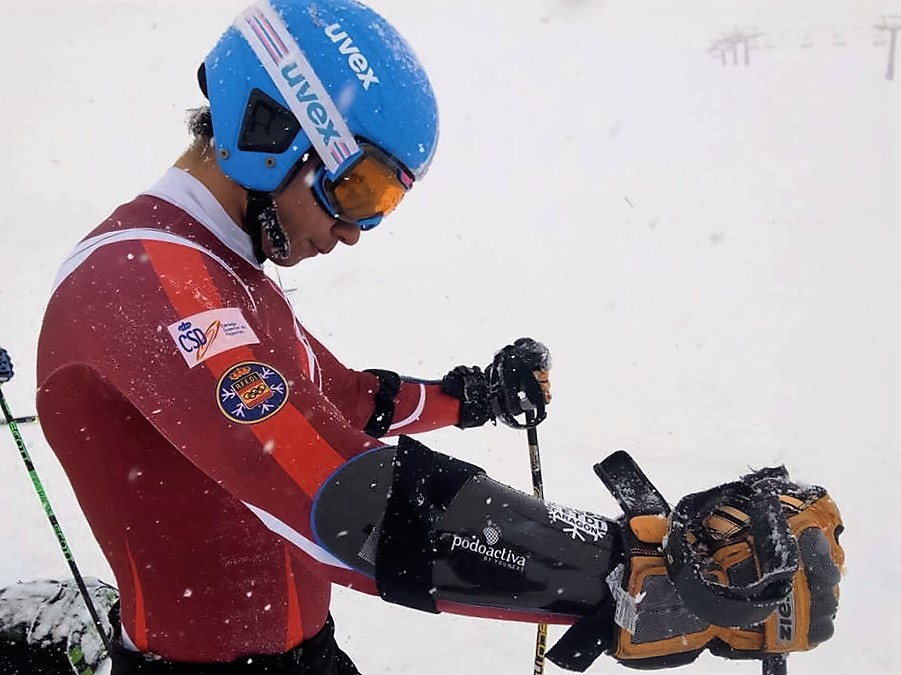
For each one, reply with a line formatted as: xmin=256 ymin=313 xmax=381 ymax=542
xmin=525 ymin=409 xmax=548 ymax=674
xmin=0 ymin=349 xmax=111 ymax=654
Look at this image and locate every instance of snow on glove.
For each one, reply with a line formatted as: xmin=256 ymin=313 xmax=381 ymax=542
xmin=547 ymin=451 xmax=844 ymax=671
xmin=441 ymin=337 xmax=551 ymax=429
xmin=0 ymin=348 xmax=13 ymax=384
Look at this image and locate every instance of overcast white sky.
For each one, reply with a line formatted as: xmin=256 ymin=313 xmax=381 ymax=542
xmin=1 ymin=1 xmax=898 ymax=673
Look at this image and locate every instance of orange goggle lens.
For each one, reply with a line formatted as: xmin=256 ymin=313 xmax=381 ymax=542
xmin=315 ymin=145 xmax=413 ymax=230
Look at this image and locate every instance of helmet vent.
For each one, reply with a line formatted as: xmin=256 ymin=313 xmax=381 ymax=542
xmin=237 ymin=88 xmax=301 ymax=154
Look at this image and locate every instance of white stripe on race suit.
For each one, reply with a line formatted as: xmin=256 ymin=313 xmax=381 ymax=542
xmin=242 ymin=501 xmax=351 ymax=569
xmin=52 ymin=229 xmax=258 ymax=311
xmin=388 ymin=383 xmax=426 ymax=431
xmin=294 ymin=322 xmax=321 ymax=389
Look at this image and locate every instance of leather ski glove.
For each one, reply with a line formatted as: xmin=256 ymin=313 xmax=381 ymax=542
xmin=441 ymin=337 xmax=551 ymax=429
xmin=547 ymin=451 xmax=844 ymax=671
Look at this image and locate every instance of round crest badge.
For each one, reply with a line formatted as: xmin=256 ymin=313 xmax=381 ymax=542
xmin=217 ymin=361 xmax=289 ymax=424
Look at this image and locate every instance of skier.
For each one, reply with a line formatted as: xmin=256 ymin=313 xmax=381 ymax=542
xmin=6 ymin=1 xmax=844 ymax=673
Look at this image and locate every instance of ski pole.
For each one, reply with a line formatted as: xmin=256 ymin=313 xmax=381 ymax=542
xmin=525 ymin=410 xmax=548 ymax=674
xmin=0 ymin=414 xmax=37 ymax=426
xmin=763 ymin=653 xmax=787 ymax=675
xmin=0 ymin=384 xmax=112 ymax=653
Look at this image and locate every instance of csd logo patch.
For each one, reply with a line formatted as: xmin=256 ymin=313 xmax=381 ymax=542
xmin=168 ymin=308 xmax=259 ymax=369
xmin=217 ymin=361 xmax=288 ymax=424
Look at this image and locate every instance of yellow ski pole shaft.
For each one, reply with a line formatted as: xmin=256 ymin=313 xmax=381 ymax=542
xmin=525 ymin=410 xmax=548 ymax=673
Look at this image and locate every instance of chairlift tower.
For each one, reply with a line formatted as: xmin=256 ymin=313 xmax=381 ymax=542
xmin=709 ymin=28 xmax=762 ymax=66
xmin=874 ymin=15 xmax=901 ymax=80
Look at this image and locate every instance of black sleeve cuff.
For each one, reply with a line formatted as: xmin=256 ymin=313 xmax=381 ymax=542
xmin=363 ymin=369 xmax=402 ymax=438
xmin=440 ymin=365 xmax=493 ymax=429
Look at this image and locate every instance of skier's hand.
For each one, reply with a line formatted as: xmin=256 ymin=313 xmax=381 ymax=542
xmin=0 ymin=348 xmax=13 ymax=384
xmin=441 ymin=337 xmax=551 ymax=429
xmin=486 ymin=337 xmax=551 ymax=428
xmin=547 ymin=452 xmax=845 ymax=672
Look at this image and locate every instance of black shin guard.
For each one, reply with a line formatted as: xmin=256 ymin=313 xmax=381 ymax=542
xmin=313 ymin=437 xmax=622 ymax=620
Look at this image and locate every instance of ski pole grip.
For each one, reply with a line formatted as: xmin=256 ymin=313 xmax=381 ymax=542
xmin=0 ymin=347 xmax=14 ymax=384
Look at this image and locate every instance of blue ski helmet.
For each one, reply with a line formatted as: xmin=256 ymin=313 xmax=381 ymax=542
xmin=201 ymin=0 xmax=439 ymax=193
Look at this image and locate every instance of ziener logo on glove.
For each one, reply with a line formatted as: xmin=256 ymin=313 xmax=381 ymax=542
xmin=777 ymin=591 xmax=796 ymax=644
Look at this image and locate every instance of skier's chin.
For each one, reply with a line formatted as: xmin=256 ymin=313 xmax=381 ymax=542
xmin=268 ymin=240 xmax=318 ymax=267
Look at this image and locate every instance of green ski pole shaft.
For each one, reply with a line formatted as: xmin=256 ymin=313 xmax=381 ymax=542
xmin=0 ymin=385 xmax=111 ymax=653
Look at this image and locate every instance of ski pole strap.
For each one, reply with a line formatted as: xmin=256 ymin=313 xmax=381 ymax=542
xmin=487 ymin=348 xmax=546 ymax=429
xmin=664 ymin=470 xmax=800 ymax=629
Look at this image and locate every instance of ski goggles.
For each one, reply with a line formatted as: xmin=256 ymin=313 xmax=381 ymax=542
xmin=311 ymin=142 xmax=414 ymax=230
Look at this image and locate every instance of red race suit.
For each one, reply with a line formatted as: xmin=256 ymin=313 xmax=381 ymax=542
xmin=37 ymin=168 xmax=466 ymax=662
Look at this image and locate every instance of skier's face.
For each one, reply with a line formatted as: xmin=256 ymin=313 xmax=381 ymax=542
xmin=268 ymin=158 xmax=362 ymax=266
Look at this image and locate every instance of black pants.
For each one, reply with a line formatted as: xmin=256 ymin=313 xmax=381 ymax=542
xmin=110 ymin=612 xmax=361 ymax=675
xmin=0 ymin=637 xmax=74 ymax=675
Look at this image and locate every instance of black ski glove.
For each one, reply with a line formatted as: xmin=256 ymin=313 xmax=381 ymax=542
xmin=441 ymin=337 xmax=551 ymax=429
xmin=0 ymin=348 xmax=13 ymax=384
xmin=547 ymin=451 xmax=844 ymax=672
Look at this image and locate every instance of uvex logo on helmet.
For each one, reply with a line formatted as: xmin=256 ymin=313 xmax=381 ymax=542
xmin=235 ymin=2 xmax=359 ymax=174
xmin=280 ymin=62 xmax=344 ymax=146
xmin=324 ymin=23 xmax=380 ymax=90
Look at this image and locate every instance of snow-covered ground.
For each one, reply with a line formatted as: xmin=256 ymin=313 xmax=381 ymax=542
xmin=1 ymin=0 xmax=898 ymax=672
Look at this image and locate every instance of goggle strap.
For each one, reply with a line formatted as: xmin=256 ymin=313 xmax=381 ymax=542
xmin=235 ymin=0 xmax=360 ymax=175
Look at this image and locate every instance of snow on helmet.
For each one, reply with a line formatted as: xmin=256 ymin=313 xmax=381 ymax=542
xmin=202 ymin=0 xmax=439 ymax=194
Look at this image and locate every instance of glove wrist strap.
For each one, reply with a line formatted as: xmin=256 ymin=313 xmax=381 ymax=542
xmin=665 ymin=473 xmax=800 ymax=628
xmin=440 ymin=366 xmax=493 ymax=429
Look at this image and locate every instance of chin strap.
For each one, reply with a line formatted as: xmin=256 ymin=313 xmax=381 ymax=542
xmin=245 ymin=190 xmax=290 ymax=264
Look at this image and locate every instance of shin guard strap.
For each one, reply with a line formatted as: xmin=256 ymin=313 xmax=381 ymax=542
xmin=375 ymin=436 xmax=482 ymax=613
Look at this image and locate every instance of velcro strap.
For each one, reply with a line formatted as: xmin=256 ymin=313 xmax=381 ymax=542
xmin=363 ymin=369 xmax=401 ymax=438
xmin=545 ymin=599 xmax=615 ymax=672
xmin=375 ymin=436 xmax=482 ymax=612
xmin=593 ymin=451 xmax=671 ymax=518
xmin=547 ymin=451 xmax=674 ymax=671
xmin=665 ymin=480 xmax=799 ymax=628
